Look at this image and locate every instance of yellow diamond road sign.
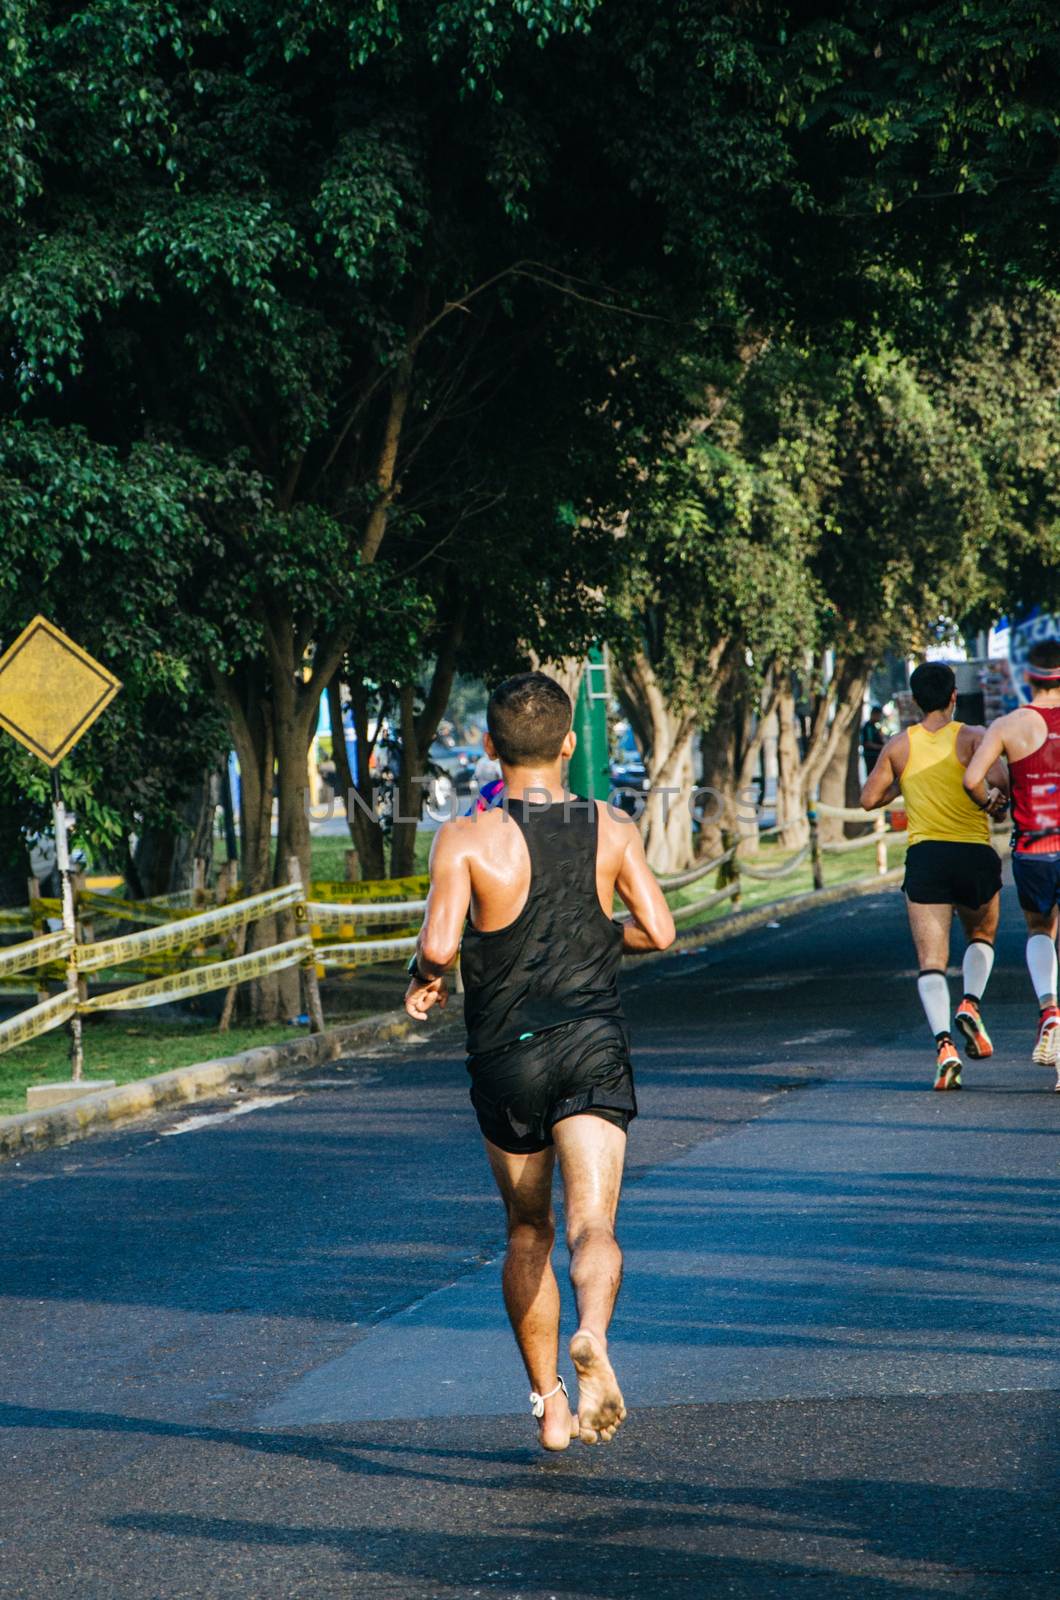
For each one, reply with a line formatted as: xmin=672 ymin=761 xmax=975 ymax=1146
xmin=0 ymin=615 xmax=121 ymax=767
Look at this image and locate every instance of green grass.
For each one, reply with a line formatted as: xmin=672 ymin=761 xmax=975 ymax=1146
xmin=309 ymin=830 xmax=433 ymax=882
xmin=211 ymin=829 xmax=434 ymax=886
xmin=666 ymin=832 xmax=909 ymax=927
xmin=0 ymin=1020 xmax=297 ymax=1117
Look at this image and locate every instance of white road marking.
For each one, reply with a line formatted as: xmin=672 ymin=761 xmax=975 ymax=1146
xmin=783 ymin=1028 xmax=855 ymax=1045
xmin=161 ymin=1095 xmax=298 ymax=1135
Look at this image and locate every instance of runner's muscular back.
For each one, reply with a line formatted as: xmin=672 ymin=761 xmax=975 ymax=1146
xmin=861 ymin=722 xmax=988 ymax=811
xmin=963 ymin=702 xmax=1059 ymax=799
xmin=983 ymin=706 xmax=1050 ymax=764
xmin=417 ymin=799 xmax=671 ymax=970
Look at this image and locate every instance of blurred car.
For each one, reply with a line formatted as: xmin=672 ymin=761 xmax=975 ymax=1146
xmin=609 ymin=755 xmax=649 ymax=816
xmin=429 ymin=741 xmax=478 ymax=794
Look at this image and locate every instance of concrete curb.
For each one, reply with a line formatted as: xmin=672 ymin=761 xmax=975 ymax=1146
xmin=0 ymin=1008 xmax=429 ymax=1162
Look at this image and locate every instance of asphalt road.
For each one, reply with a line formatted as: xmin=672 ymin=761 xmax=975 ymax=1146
xmin=1 ymin=880 xmax=1058 ymax=1599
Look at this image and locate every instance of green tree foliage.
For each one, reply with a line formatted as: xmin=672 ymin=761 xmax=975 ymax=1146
xmin=0 ymin=421 xmax=228 ymax=876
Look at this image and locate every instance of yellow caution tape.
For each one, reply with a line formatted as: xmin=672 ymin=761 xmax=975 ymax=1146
xmin=0 ymin=990 xmax=77 ymax=1055
xmin=310 ymin=874 xmax=429 ymax=903
xmin=307 ymin=899 xmax=427 ymax=926
xmin=29 ymin=898 xmax=63 ymax=918
xmin=0 ymin=930 xmax=74 ymax=977
xmin=76 ymin=884 xmax=303 ymax=974
xmin=316 ymin=936 xmax=418 ymax=965
xmin=79 ymin=935 xmax=314 ymax=1013
xmin=76 ymin=889 xmax=211 ymax=925
xmin=0 ymin=907 xmax=33 ymax=928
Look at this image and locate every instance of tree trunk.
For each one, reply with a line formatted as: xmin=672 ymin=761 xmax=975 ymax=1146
xmin=129 ymin=824 xmax=176 ymax=899
xmin=642 ymin=734 xmax=697 ymax=874
xmin=818 ymin=716 xmax=870 ymax=843
xmin=168 ymin=770 xmax=218 ymax=890
xmin=346 ymin=677 xmax=387 ymax=878
xmin=391 ymin=683 xmax=422 ymax=880
xmin=271 ymin=654 xmax=318 ymax=1018
xmin=775 ymin=678 xmax=808 ymax=849
xmin=327 ymin=672 xmax=358 ymax=873
xmin=799 ymin=658 xmax=868 ymax=793
xmin=617 ymin=651 xmax=697 ymax=875
xmin=210 ymin=659 xmax=284 ymax=1021
xmin=696 ymin=704 xmax=734 ymax=861
xmin=390 ymin=593 xmax=467 ymax=879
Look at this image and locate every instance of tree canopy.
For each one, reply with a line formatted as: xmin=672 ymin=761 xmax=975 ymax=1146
xmin=3 ymin=2 xmax=1060 ymax=935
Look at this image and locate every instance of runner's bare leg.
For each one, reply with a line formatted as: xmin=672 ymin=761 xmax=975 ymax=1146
xmin=552 ymin=1114 xmax=628 ymax=1444
xmin=484 ymin=1139 xmax=578 ymax=1451
xmin=906 ymin=900 xmax=953 ymax=970
xmin=955 ymin=894 xmax=1000 ymax=947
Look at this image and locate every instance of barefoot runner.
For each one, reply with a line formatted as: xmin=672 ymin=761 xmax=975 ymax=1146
xmin=405 ymin=671 xmax=675 ymax=1450
xmin=861 ymin=662 xmax=1007 ymax=1090
xmin=964 ymin=639 xmax=1060 ymax=1083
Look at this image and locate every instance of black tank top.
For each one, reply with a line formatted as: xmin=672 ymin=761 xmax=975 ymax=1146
xmin=460 ymin=797 xmax=625 ymax=1056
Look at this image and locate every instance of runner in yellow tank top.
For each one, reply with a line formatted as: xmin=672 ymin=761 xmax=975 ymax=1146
xmin=860 ymin=662 xmax=1008 ymax=1091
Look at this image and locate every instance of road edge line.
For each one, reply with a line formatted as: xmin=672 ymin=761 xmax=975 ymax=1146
xmin=0 ymin=1009 xmax=435 ymax=1161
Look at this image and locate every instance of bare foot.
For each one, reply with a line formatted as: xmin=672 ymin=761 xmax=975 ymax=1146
xmin=570 ymin=1329 xmax=626 ymax=1444
xmin=537 ymin=1386 xmax=580 ymax=1452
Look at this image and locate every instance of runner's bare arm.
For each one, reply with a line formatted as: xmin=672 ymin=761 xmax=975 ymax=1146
xmin=963 ymin=721 xmax=1009 ymax=809
xmin=959 ymin=725 xmax=1009 ymax=813
xmin=614 ymin=826 xmax=675 ymax=954
xmin=404 ymin=822 xmax=472 ymax=1019
xmin=860 ymin=740 xmax=901 ymax=810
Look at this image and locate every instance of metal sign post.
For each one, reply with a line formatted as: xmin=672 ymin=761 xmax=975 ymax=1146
xmin=568 ymin=645 xmax=612 ymax=800
xmin=51 ymin=767 xmax=84 ymax=1080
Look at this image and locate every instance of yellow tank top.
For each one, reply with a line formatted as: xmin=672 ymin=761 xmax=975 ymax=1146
xmin=901 ymin=721 xmax=989 ymax=847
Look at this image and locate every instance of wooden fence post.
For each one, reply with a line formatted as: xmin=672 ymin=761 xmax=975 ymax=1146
xmin=719 ymin=829 xmax=742 ymax=910
xmin=287 ymin=855 xmax=325 ymax=1034
xmin=27 ymin=875 xmax=49 ymax=1005
xmin=808 ymin=807 xmax=825 ymax=892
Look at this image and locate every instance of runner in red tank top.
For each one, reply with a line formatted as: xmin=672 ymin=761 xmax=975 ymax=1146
xmin=965 ymin=639 xmax=1060 ymax=1080
xmin=1009 ymin=704 xmax=1060 ymax=855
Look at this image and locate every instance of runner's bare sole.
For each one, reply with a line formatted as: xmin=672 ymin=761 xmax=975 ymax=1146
xmin=570 ymin=1329 xmax=627 ymax=1444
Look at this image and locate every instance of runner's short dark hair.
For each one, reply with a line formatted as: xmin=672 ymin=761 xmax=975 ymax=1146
xmin=1027 ymin=640 xmax=1060 ymax=673
xmin=909 ymin=662 xmax=956 ymax=714
xmin=487 ymin=672 xmax=572 ymax=765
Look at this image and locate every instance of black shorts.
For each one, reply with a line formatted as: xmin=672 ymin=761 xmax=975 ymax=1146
xmin=1012 ymin=853 xmax=1060 ymax=914
xmin=902 ymin=840 xmax=1001 ymax=909
xmin=467 ymin=1015 xmax=636 ymax=1155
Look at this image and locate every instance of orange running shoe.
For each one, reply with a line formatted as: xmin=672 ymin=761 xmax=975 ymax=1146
xmin=933 ymin=1037 xmax=962 ymax=1091
xmin=955 ymin=998 xmax=993 ymax=1059
xmin=1032 ymin=1006 xmax=1060 ymax=1067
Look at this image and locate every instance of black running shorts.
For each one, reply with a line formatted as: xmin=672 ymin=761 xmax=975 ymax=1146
xmin=902 ymin=840 xmax=1002 ymax=908
xmin=467 ymin=1015 xmax=636 ymax=1155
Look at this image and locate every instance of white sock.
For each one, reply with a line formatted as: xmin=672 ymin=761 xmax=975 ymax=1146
xmin=1026 ymin=934 xmax=1059 ymax=1008
xmin=961 ymin=941 xmax=994 ymax=1004
xmin=917 ymin=970 xmax=951 ymax=1041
